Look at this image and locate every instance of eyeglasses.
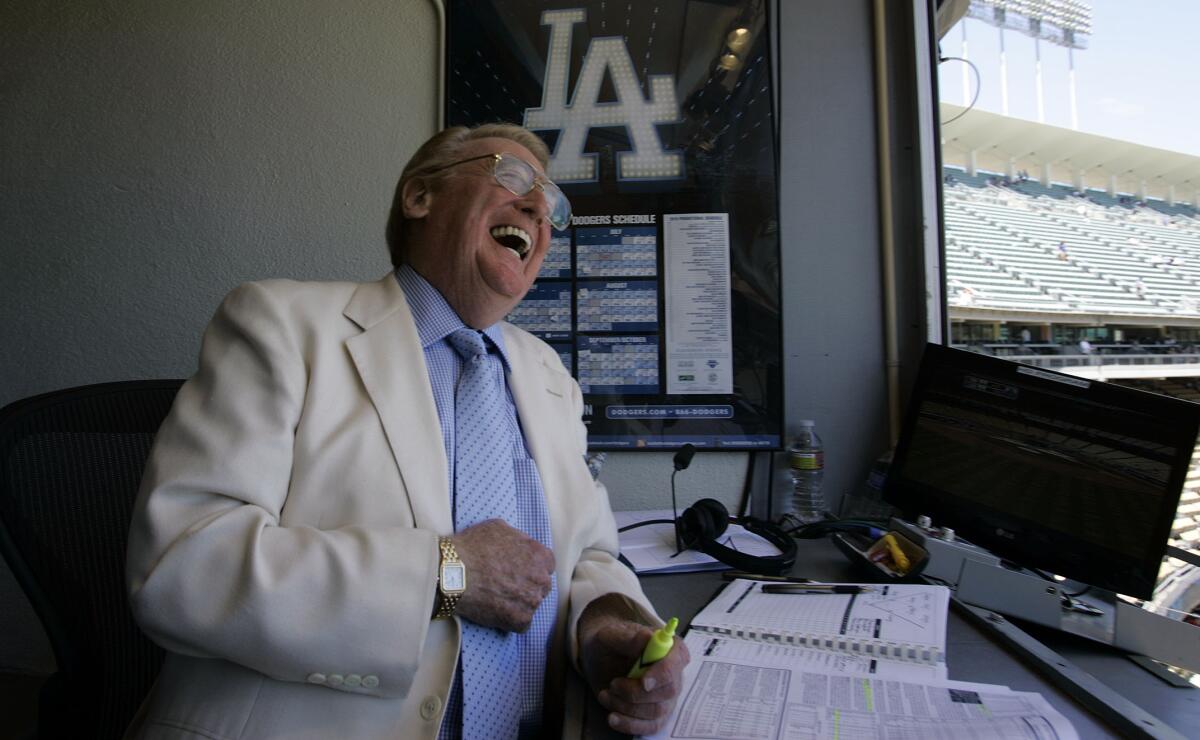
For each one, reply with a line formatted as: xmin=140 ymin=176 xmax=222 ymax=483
xmin=426 ymin=152 xmax=572 ymax=231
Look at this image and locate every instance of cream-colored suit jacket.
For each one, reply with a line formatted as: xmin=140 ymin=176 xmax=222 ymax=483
xmin=125 ymin=274 xmax=654 ymax=739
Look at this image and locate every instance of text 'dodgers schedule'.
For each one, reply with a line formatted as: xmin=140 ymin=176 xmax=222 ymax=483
xmin=664 ymin=214 xmax=734 ymax=395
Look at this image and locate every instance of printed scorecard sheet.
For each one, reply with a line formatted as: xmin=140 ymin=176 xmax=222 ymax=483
xmin=646 ymin=653 xmax=1078 ymax=740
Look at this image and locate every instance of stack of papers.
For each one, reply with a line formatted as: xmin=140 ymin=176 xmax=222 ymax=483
xmin=614 ymin=509 xmax=784 ymax=574
xmin=646 ymin=579 xmax=1078 ymax=739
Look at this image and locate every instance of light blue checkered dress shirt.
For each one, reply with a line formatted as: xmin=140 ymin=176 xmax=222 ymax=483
xmin=395 ymin=266 xmax=558 ymax=739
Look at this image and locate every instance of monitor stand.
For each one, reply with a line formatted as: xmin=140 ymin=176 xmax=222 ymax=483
xmin=890 ymin=518 xmax=1200 ymax=674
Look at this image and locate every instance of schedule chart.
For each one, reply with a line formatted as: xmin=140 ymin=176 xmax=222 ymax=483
xmin=576 ymin=335 xmax=660 ymax=395
xmin=506 ymin=222 xmax=663 ymax=409
xmin=576 ymin=226 xmax=657 ymax=277
xmin=500 ymin=213 xmax=780 ymax=450
xmin=505 ymin=282 xmax=572 ymax=336
xmin=538 ymin=229 xmax=572 ymax=279
xmin=575 ymin=280 xmax=659 ymax=333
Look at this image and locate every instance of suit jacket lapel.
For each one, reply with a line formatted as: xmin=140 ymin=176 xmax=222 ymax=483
xmin=343 ymin=275 xmax=451 ymax=533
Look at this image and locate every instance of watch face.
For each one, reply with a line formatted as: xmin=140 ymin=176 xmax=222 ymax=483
xmin=441 ymin=563 xmax=466 ymax=592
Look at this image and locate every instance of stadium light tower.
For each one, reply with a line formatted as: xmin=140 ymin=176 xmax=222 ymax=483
xmin=965 ymin=0 xmax=1092 ymax=128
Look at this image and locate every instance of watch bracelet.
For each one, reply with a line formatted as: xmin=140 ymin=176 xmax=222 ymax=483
xmin=435 ymin=536 xmax=462 ymax=619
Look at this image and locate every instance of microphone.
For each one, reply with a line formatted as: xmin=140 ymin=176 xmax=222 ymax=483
xmin=670 ymin=444 xmax=696 ymax=554
xmin=673 ymin=443 xmax=696 ymax=471
xmin=616 ymin=443 xmax=699 ymax=541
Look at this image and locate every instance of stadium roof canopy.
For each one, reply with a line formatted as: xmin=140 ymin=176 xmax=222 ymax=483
xmin=941 ymin=103 xmax=1200 ymax=199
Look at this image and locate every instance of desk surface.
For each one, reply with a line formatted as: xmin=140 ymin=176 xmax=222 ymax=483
xmin=583 ymin=538 xmax=1200 ymax=739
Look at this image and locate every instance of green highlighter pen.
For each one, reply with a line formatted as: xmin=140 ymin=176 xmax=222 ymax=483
xmin=627 ymin=617 xmax=679 ymax=679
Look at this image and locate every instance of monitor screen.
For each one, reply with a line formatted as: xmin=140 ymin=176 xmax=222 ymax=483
xmin=885 ymin=343 xmax=1200 ymax=600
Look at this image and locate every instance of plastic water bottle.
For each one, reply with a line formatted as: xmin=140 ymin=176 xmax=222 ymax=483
xmin=772 ymin=446 xmax=798 ymax=521
xmin=840 ymin=450 xmax=896 ymax=521
xmin=789 ymin=420 xmax=826 ymax=523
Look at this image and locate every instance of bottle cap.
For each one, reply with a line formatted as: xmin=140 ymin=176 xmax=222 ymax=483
xmin=646 ymin=617 xmax=678 ymax=658
xmin=798 ymin=419 xmax=815 ymax=427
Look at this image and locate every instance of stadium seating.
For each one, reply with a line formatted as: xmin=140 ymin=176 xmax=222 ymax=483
xmin=944 ymin=168 xmax=1200 ymax=317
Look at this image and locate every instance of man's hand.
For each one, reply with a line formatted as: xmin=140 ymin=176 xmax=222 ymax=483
xmin=449 ymin=519 xmax=555 ymax=633
xmin=578 ymin=596 xmax=691 ymax=736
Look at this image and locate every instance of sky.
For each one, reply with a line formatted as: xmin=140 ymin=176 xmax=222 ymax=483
xmin=938 ymin=0 xmax=1200 ymax=157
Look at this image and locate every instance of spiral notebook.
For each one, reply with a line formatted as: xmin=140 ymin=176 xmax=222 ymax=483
xmin=689 ymin=579 xmax=951 ymax=666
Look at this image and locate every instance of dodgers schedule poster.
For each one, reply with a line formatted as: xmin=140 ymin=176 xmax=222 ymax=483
xmin=446 ymin=0 xmax=782 ymax=450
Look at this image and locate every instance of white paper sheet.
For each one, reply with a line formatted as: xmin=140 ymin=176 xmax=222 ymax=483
xmin=663 ymin=213 xmax=733 ymax=395
xmin=647 ymin=647 xmax=1078 ymax=740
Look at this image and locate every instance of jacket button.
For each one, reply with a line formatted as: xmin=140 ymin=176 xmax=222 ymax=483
xmin=361 ymin=675 xmax=379 ymax=689
xmin=345 ymin=674 xmax=362 ymax=687
xmin=420 ymin=695 xmax=442 ymax=720
xmin=328 ymin=674 xmax=344 ymax=687
xmin=306 ymin=673 xmax=326 ymax=685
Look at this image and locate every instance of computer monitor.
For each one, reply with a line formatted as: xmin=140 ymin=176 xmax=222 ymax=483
xmin=884 ymin=343 xmax=1200 ymax=600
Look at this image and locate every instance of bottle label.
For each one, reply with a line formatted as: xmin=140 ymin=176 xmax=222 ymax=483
xmin=790 ymin=451 xmax=824 ymax=470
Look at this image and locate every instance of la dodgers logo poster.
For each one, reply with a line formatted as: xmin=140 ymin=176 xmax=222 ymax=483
xmin=446 ymin=0 xmax=783 ymax=450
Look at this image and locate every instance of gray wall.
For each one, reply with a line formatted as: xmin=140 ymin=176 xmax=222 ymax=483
xmin=778 ymin=0 xmax=891 ymax=505
xmin=3 ymin=0 xmax=435 ymax=397
xmin=1 ymin=1 xmax=926 ymax=674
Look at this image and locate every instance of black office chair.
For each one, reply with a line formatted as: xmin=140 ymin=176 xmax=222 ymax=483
xmin=0 ymin=380 xmax=183 ymax=740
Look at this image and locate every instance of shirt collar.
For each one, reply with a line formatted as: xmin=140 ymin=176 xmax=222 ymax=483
xmin=395 ymin=265 xmax=512 ymax=371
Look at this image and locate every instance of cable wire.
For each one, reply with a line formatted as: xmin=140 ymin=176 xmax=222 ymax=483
xmin=781 ymin=516 xmax=888 ymax=538
xmin=939 ymin=55 xmax=981 ymax=126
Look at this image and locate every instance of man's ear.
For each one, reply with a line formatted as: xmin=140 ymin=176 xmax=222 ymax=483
xmin=401 ymin=177 xmax=433 ymax=219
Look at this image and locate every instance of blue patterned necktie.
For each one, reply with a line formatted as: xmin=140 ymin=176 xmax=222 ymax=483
xmin=447 ymin=328 xmax=522 ymax=740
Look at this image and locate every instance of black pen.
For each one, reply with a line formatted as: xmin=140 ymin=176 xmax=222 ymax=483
xmin=722 ymin=572 xmax=815 ymax=583
xmin=761 ymin=584 xmax=874 ymax=595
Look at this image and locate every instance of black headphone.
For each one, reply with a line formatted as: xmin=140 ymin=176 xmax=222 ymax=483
xmin=617 ymin=444 xmax=798 ymax=576
xmin=675 ymin=497 xmax=797 ymax=576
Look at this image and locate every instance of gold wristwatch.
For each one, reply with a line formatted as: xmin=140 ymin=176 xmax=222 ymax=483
xmin=435 ymin=537 xmax=466 ymax=619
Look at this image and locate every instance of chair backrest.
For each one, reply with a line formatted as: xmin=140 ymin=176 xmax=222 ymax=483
xmin=0 ymin=380 xmax=183 ymax=740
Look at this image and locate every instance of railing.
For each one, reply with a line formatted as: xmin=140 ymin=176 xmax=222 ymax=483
xmin=998 ymin=353 xmax=1200 ymax=371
